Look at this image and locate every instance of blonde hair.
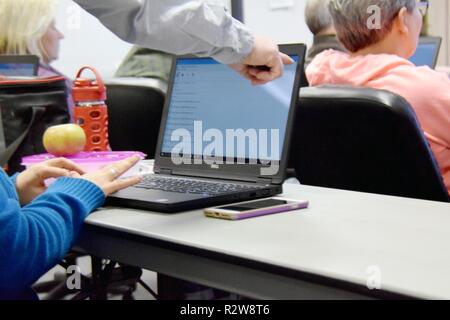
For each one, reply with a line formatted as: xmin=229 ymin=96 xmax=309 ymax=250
xmin=0 ymin=0 xmax=57 ymax=60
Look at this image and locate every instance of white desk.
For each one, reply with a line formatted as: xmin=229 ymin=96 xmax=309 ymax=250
xmin=78 ymin=184 xmax=450 ymax=299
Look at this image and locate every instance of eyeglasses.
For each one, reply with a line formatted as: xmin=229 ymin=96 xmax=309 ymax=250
xmin=417 ymin=0 xmax=429 ymax=17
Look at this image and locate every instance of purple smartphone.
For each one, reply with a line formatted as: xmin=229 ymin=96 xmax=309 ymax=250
xmin=204 ymin=197 xmax=309 ymax=221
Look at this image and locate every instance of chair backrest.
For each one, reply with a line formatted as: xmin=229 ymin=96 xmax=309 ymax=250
xmin=291 ymin=86 xmax=449 ymax=202
xmin=105 ymin=77 xmax=167 ymax=159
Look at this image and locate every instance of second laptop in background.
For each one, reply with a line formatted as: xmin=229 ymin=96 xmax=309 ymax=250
xmin=0 ymin=55 xmax=39 ymax=77
xmin=409 ymin=36 xmax=442 ymax=69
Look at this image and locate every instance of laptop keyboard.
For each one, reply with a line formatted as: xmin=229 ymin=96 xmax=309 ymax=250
xmin=135 ymin=175 xmax=262 ymax=196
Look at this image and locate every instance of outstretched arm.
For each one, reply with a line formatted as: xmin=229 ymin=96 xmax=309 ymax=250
xmin=74 ymin=0 xmax=253 ymax=64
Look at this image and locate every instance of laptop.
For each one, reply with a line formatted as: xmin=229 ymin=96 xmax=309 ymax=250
xmin=409 ymin=37 xmax=442 ymax=69
xmin=0 ymin=55 xmax=39 ymax=77
xmin=106 ymin=44 xmax=306 ymax=213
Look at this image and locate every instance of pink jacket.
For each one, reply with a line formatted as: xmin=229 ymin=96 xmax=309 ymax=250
xmin=307 ymin=49 xmax=450 ymax=194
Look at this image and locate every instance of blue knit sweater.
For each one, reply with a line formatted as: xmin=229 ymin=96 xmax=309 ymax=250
xmin=0 ymin=169 xmax=105 ymax=300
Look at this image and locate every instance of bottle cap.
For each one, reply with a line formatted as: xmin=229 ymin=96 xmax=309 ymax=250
xmin=73 ymin=66 xmax=107 ymax=102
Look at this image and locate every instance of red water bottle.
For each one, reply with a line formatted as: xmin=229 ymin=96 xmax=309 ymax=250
xmin=73 ymin=66 xmax=109 ymax=152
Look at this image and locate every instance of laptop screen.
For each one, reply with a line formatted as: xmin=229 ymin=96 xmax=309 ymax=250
xmin=161 ymin=56 xmax=299 ymax=162
xmin=409 ymin=42 xmax=439 ymax=68
xmin=0 ymin=63 xmax=36 ymax=77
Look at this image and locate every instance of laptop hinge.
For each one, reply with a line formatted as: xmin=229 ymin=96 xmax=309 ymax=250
xmin=256 ymin=177 xmax=273 ymax=185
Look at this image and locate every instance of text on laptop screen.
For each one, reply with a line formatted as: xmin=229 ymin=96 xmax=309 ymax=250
xmin=161 ymin=56 xmax=299 ymax=162
xmin=0 ymin=63 xmax=36 ymax=76
xmin=409 ymin=43 xmax=438 ymax=68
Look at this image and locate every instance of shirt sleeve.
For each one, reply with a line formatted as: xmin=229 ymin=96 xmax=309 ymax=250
xmin=73 ymin=0 xmax=254 ymax=64
xmin=0 ymin=177 xmax=105 ymax=295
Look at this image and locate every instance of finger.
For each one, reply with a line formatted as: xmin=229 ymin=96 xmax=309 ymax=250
xmin=248 ymin=67 xmax=272 ymax=79
xmin=247 ymin=67 xmax=263 ymax=77
xmin=243 ymin=69 xmax=268 ymax=86
xmin=229 ymin=63 xmax=265 ymax=83
xmin=248 ymin=57 xmax=284 ymax=83
xmin=252 ymin=79 xmax=269 ymax=86
xmin=234 ymin=65 xmax=253 ymax=81
xmin=240 ymin=70 xmax=254 ymax=81
xmin=246 ymin=75 xmax=269 ymax=86
xmin=267 ymin=57 xmax=284 ymax=80
xmin=103 ymin=155 xmax=142 ymax=179
xmin=280 ymin=53 xmax=295 ymax=65
xmin=69 ymin=171 xmax=81 ymax=178
xmin=45 ymin=158 xmax=85 ymax=174
xmin=35 ymin=167 xmax=72 ymax=180
xmin=250 ymin=70 xmax=275 ymax=83
xmin=106 ymin=176 xmax=143 ymax=195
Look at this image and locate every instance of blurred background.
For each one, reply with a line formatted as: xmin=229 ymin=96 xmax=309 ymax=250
xmin=53 ymin=0 xmax=450 ymax=78
xmin=53 ymin=0 xmax=312 ymax=78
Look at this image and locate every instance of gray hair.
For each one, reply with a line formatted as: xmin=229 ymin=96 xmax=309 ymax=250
xmin=305 ymin=0 xmax=334 ymax=35
xmin=329 ymin=0 xmax=416 ymax=52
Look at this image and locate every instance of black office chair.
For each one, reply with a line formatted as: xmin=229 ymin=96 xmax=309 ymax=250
xmin=33 ymin=255 xmax=158 ymax=300
xmin=105 ymin=77 xmax=167 ymax=158
xmin=291 ymin=86 xmax=449 ymax=202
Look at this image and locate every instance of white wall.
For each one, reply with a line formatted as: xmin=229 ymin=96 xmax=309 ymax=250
xmin=243 ymin=0 xmax=313 ymax=47
xmin=225 ymin=0 xmax=232 ymax=11
xmin=53 ymin=0 xmax=132 ymax=80
xmin=428 ymin=0 xmax=450 ymax=66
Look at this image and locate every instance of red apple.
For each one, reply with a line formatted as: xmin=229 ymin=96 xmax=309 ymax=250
xmin=43 ymin=124 xmax=87 ymax=156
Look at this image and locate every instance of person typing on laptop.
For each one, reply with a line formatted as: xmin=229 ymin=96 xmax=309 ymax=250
xmin=0 ymin=155 xmax=143 ymax=299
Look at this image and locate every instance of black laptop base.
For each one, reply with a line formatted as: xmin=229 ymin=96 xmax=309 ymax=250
xmin=105 ymin=185 xmax=282 ymax=213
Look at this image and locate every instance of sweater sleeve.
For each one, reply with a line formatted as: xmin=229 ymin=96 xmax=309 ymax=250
xmin=0 ymin=177 xmax=105 ymax=295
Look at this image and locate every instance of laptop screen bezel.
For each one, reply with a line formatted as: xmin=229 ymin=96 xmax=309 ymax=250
xmin=153 ymin=44 xmax=306 ymax=185
xmin=411 ymin=36 xmax=442 ymax=69
xmin=0 ymin=55 xmax=39 ymax=76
